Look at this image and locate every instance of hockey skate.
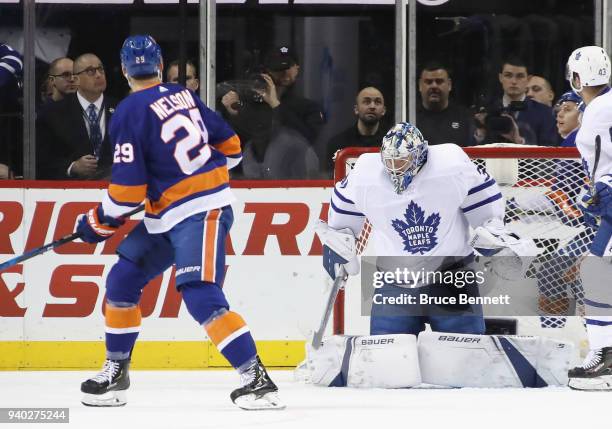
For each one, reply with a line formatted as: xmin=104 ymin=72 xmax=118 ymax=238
xmin=81 ymin=359 xmax=130 ymax=406
xmin=568 ymin=347 xmax=612 ymax=391
xmin=230 ymin=356 xmax=285 ymax=410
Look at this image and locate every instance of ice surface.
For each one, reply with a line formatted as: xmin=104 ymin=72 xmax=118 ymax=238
xmin=0 ymin=370 xmax=608 ymax=429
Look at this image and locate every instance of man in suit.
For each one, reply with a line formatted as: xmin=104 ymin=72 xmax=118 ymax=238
xmin=496 ymin=58 xmax=557 ymax=146
xmin=36 ymin=53 xmax=116 ymax=179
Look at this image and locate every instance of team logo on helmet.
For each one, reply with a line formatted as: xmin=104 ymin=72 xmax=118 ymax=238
xmin=566 ymin=46 xmax=611 ymax=92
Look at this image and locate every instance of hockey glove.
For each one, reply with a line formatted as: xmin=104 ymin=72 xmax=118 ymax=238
xmin=76 ymin=205 xmax=125 ymax=243
xmin=315 ymin=220 xmax=360 ymax=280
xmin=579 ymin=190 xmax=602 ymax=228
xmin=471 ymin=218 xmax=540 ymax=280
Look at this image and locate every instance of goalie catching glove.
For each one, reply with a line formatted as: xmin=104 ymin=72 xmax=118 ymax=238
xmin=314 ymin=220 xmax=360 ymax=280
xmin=76 ymin=205 xmax=125 ymax=243
xmin=470 ymin=218 xmax=540 ymax=280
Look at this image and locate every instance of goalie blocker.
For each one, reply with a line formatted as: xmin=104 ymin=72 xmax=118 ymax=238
xmin=305 ymin=332 xmax=572 ymax=388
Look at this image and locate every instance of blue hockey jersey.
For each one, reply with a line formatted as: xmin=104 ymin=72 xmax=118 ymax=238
xmin=101 ymin=83 xmax=241 ymax=233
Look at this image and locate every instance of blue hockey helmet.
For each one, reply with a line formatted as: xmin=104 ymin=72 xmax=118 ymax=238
xmin=556 ymin=91 xmax=582 ymax=105
xmin=120 ymin=35 xmax=162 ymax=78
xmin=554 ymin=91 xmax=583 ymax=115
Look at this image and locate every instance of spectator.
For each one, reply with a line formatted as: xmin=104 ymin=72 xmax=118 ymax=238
xmin=325 ymin=86 xmax=387 ymax=173
xmin=416 ymin=62 xmax=473 ymax=146
xmin=40 ymin=74 xmax=53 ymax=105
xmin=554 ymin=91 xmax=581 ymax=146
xmin=36 ymin=53 xmax=116 ymax=180
xmin=261 ymin=46 xmax=324 ymax=145
xmin=47 ymin=57 xmax=78 ymax=102
xmin=218 ymin=45 xmax=324 ymax=179
xmin=526 ymin=74 xmax=555 ymax=107
xmin=220 ymin=46 xmax=324 ymax=145
xmin=166 ymin=59 xmax=199 ymax=92
xmin=0 ymin=43 xmax=23 ymax=178
xmin=495 ymin=58 xmax=557 ymax=146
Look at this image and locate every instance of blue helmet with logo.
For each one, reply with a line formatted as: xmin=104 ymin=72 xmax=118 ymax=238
xmin=120 ymin=35 xmax=162 ymax=78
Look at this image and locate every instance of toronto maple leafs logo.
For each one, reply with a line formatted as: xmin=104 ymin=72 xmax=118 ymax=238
xmin=391 ymin=201 xmax=441 ymax=254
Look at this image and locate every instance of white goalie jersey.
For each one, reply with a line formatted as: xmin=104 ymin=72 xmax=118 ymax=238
xmin=328 ymin=143 xmax=505 ymax=258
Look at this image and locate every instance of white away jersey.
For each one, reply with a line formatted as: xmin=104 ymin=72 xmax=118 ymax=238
xmin=575 ymin=88 xmax=612 ymax=184
xmin=328 ymin=144 xmax=504 ymax=257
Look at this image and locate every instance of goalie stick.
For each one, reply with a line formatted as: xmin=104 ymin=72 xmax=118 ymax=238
xmin=311 ymin=220 xmax=372 ymax=350
xmin=311 ymin=266 xmax=348 ymax=349
xmin=0 ymin=205 xmax=144 ymax=271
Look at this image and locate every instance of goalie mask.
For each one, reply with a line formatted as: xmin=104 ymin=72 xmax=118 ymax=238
xmin=566 ymin=46 xmax=611 ymax=93
xmin=380 ymin=122 xmax=428 ymax=194
xmin=120 ymin=35 xmax=163 ymax=78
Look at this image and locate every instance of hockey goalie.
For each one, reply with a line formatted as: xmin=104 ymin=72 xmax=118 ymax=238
xmin=305 ymin=122 xmax=573 ymax=389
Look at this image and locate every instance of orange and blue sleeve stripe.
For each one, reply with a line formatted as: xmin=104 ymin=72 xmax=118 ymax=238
xmin=212 ymin=134 xmax=241 ymax=157
xmin=103 ymin=183 xmax=147 ymax=218
xmin=212 ymin=134 xmax=242 ymax=170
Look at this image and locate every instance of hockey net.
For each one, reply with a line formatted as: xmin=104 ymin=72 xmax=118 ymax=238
xmin=332 ymin=144 xmax=589 ymax=351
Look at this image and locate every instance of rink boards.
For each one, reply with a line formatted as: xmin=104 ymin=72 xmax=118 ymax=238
xmin=0 ymin=181 xmax=336 ymax=369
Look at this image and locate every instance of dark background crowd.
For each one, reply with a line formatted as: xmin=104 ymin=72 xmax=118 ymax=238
xmin=0 ymin=0 xmax=596 ymax=180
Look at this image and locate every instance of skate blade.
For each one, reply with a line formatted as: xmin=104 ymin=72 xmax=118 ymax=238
xmin=81 ymin=390 xmax=127 ymax=407
xmin=234 ymin=392 xmax=286 ymax=410
xmin=568 ymin=376 xmax=612 ymax=391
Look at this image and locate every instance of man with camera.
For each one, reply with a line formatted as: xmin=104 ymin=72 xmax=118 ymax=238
xmin=217 ymin=46 xmax=323 ymax=179
xmin=475 ymin=58 xmax=557 ymax=146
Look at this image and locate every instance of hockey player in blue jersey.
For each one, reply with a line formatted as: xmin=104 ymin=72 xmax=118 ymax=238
xmin=76 ymin=35 xmax=283 ymax=409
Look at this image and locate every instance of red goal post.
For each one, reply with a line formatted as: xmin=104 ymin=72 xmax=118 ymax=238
xmin=331 ymin=144 xmax=584 ymax=336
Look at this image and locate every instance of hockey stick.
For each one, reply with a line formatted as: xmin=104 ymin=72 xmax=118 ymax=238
xmin=311 ymin=265 xmax=349 ymax=350
xmin=0 ymin=205 xmax=144 ymax=271
xmin=311 ymin=220 xmax=372 ymax=349
xmin=590 ymin=134 xmax=602 ymax=196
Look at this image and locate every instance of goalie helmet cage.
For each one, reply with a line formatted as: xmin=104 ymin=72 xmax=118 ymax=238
xmin=332 ymin=144 xmax=588 ymax=347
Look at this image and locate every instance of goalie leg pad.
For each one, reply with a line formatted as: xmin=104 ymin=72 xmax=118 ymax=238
xmin=418 ymin=331 xmax=573 ymax=387
xmin=307 ymin=334 xmax=421 ymax=388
